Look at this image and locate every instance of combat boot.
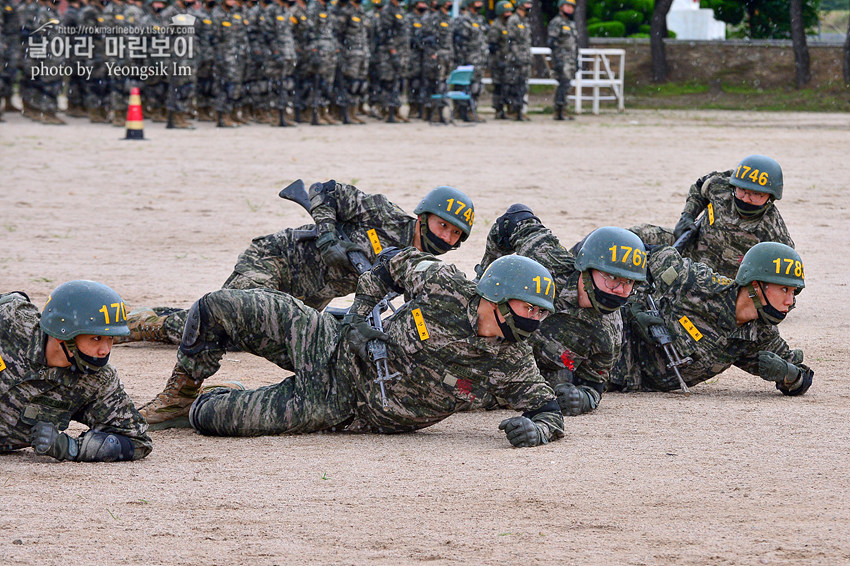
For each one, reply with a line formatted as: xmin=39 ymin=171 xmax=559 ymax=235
xmin=4 ymin=96 xmax=21 ymax=112
xmin=23 ymin=101 xmax=42 ymax=122
xmin=321 ymin=106 xmax=339 ymax=125
xmin=114 ymin=308 xmax=170 ymax=344
xmin=495 ymin=105 xmax=507 ymax=120
xmin=394 ymin=108 xmax=409 ymax=123
xmin=89 ymin=107 xmax=109 ymax=123
xmin=138 ymin=366 xmax=245 ymax=430
xmin=230 ymin=108 xmax=248 ymax=125
xmin=197 ymin=107 xmax=215 ymax=122
xmin=41 ymin=111 xmax=67 ymax=125
xmin=386 ymin=106 xmax=396 ymax=123
xmin=217 ymin=110 xmax=238 ymax=127
xmin=66 ymin=104 xmax=88 ymax=118
xmin=409 ymin=102 xmax=420 ymax=119
xmin=112 ymin=111 xmax=126 ymax=127
xmin=348 ymin=105 xmax=365 ymax=124
xmin=554 ymin=104 xmax=564 ymax=121
xmin=338 ymin=104 xmax=351 ymax=125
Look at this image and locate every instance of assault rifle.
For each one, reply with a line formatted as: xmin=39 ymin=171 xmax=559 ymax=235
xmin=367 ymin=292 xmax=401 ymax=408
xmin=645 ymin=294 xmax=692 ymax=396
xmin=278 ymin=179 xmax=372 ymax=275
xmin=672 ymin=213 xmax=704 ymax=253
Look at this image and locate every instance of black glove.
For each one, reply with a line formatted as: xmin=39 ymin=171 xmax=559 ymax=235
xmin=758 ymin=351 xmax=800 ymax=384
xmin=316 ymin=230 xmax=359 ymax=271
xmin=498 ymin=416 xmax=542 ymax=447
xmin=553 ymin=383 xmax=592 ymax=416
xmin=342 ymin=312 xmax=389 ymax=362
xmin=495 ymin=204 xmax=539 ymax=249
xmin=673 ymin=213 xmax=696 ymax=240
xmin=777 ymin=368 xmax=813 ymax=397
xmin=30 ymin=421 xmax=78 ymax=461
xmin=629 ymin=303 xmax=667 ymax=345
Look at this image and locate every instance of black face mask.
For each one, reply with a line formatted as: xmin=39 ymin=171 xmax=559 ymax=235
xmin=754 ymin=283 xmax=788 ymax=324
xmin=495 ymin=303 xmax=540 ymax=343
xmin=733 ymin=196 xmax=767 ymax=219
xmin=583 ymin=271 xmax=628 ymax=314
xmin=419 ymin=214 xmax=455 ymax=256
xmin=61 ymin=341 xmax=110 ymax=374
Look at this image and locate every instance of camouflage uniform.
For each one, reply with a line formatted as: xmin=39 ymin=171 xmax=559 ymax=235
xmin=190 ymin=1 xmax=217 ymax=119
xmin=0 ymin=292 xmax=152 ymax=458
xmin=611 ymin=246 xmax=810 ymax=392
xmin=112 ymin=0 xmax=147 ymax=125
xmin=547 ymin=11 xmax=577 ymax=114
xmin=374 ymin=0 xmax=408 ymax=113
xmin=187 ymin=247 xmax=565 ymax=443
xmin=61 ymin=0 xmax=86 ymax=117
xmin=262 ymin=0 xmax=297 ymax=123
xmin=422 ymin=6 xmax=451 ymax=115
xmin=19 ymin=0 xmax=64 ymax=120
xmin=405 ymin=6 xmax=427 ymax=117
xmin=211 ymin=1 xmax=248 ymax=116
xmin=1 ymin=0 xmax=21 ymax=112
xmin=77 ymin=0 xmax=110 ymax=120
xmin=242 ymin=0 xmax=267 ymax=118
xmin=503 ymin=10 xmax=531 ymax=116
xmin=288 ymin=0 xmax=310 ymax=120
xmin=451 ymin=7 xmax=486 ymax=113
xmin=486 ymin=12 xmax=508 ymax=114
xmin=476 ymin=218 xmax=622 ymax=412
xmin=305 ymin=0 xmax=338 ymax=115
xmin=335 ymin=0 xmax=369 ymax=116
xmin=160 ymin=0 xmax=198 ymax=123
xmin=149 ymin=182 xmax=418 ymax=343
xmin=630 ymin=170 xmax=795 ymax=279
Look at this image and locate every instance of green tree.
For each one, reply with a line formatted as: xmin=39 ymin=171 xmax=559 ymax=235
xmin=702 ymin=0 xmax=821 ymax=39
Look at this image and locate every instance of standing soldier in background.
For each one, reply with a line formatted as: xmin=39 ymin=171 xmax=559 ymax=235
xmin=20 ymin=0 xmax=65 ymax=124
xmin=452 ymin=0 xmax=486 ymax=122
xmin=1 ymin=0 xmax=21 ymax=117
xmin=78 ymin=0 xmax=110 ymax=123
xmin=212 ymin=0 xmax=248 ymax=127
xmin=242 ymin=0 xmax=266 ymax=122
xmin=288 ymin=0 xmax=309 ymax=122
xmin=477 ymin=206 xmax=646 ymax=416
xmin=422 ymin=0 xmax=451 ymax=122
xmin=547 ymin=0 xmax=577 ymax=121
xmin=305 ymin=0 xmax=339 ymax=125
xmin=263 ymin=0 xmax=297 ymax=126
xmin=374 ymin=0 xmax=408 ymax=122
xmin=113 ymin=0 xmax=147 ymax=127
xmin=406 ymin=0 xmax=428 ymax=120
xmin=191 ymin=0 xmax=218 ymax=121
xmin=629 ymin=155 xmax=795 ymax=279
xmin=362 ymin=0 xmax=382 ymax=119
xmin=62 ymin=0 xmax=88 ymax=119
xmin=102 ymin=0 xmax=126 ymax=126
xmin=161 ymin=0 xmax=198 ymax=128
xmin=486 ymin=0 xmax=511 ymax=120
xmin=335 ymin=0 xmax=369 ymax=124
xmin=142 ymin=0 xmax=170 ymax=124
xmin=504 ymin=0 xmax=531 ymax=120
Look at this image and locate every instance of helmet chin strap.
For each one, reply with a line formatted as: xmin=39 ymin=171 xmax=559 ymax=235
xmin=745 ymin=282 xmax=787 ymax=324
xmin=582 ymin=271 xmax=627 ymax=315
xmin=60 ymin=340 xmax=110 ymax=374
xmin=418 ymin=214 xmax=454 ymax=255
xmin=495 ymin=302 xmax=539 ymax=342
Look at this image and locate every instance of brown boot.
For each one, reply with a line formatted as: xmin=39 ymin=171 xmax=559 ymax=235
xmin=114 ymin=308 xmax=170 ymax=344
xmin=217 ymin=110 xmax=239 ymax=127
xmin=138 ymin=368 xmax=245 ymax=430
xmin=112 ymin=111 xmax=126 ymax=127
xmin=66 ymin=104 xmax=88 ymax=118
xmin=197 ymin=107 xmax=215 ymax=122
xmin=394 ymin=108 xmax=409 ymax=123
xmin=151 ymin=108 xmax=167 ymax=123
xmin=172 ymin=111 xmax=195 ymax=129
xmin=231 ymin=108 xmax=249 ymax=125
xmin=348 ymin=105 xmax=365 ymax=124
xmin=321 ymin=106 xmax=339 ymax=125
xmin=41 ymin=111 xmax=67 ymax=125
xmin=88 ymin=107 xmax=107 ymax=123
xmin=5 ymin=96 xmax=21 ymax=112
xmin=23 ymin=101 xmax=42 ymax=122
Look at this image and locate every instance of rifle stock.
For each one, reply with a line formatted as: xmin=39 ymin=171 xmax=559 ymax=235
xmin=645 ymin=294 xmax=691 ymax=396
xmin=672 ymin=214 xmax=704 ymax=252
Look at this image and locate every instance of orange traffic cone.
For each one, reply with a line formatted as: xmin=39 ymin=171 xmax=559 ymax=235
xmin=124 ymin=87 xmax=145 ymax=140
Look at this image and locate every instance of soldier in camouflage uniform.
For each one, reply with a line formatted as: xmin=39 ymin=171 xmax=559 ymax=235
xmin=61 ymin=0 xmax=88 ymax=118
xmin=630 ymin=155 xmax=794 ymax=279
xmin=122 ymin=183 xmax=475 ymax=361
xmin=612 ymin=242 xmax=812 ymax=396
xmin=503 ymin=0 xmax=531 ymax=120
xmin=422 ymin=0 xmax=451 ymax=122
xmin=1 ymin=0 xmax=22 ymax=117
xmin=212 ymin=0 xmax=248 ymax=127
xmin=0 ymin=281 xmax=152 ymax=462
xmin=451 ymin=0 xmax=486 ymax=122
xmin=288 ymin=0 xmax=310 ymax=123
xmin=374 ymin=0 xmax=408 ymax=122
xmin=486 ymin=0 xmax=511 ymax=120
xmin=263 ymin=0 xmax=297 ymax=126
xmin=547 ymin=0 xmax=577 ymax=121
xmin=77 ymin=0 xmax=110 ymax=123
xmin=334 ymin=0 xmax=369 ymax=124
xmin=141 ymin=0 xmax=170 ymax=123
xmin=140 ymin=249 xmax=564 ymax=449
xmin=476 ymin=206 xmax=647 ymax=416
xmin=110 ymin=0 xmax=147 ymax=127
xmin=241 ymin=0 xmax=267 ymax=122
xmin=190 ymin=0 xmax=217 ymax=121
xmin=304 ymin=0 xmax=339 ymax=125
xmin=19 ymin=0 xmax=65 ymax=124
xmin=161 ymin=0 xmax=198 ymax=128
xmin=405 ymin=0 xmax=428 ymax=119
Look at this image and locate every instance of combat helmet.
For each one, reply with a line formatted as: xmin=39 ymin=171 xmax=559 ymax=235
xmin=495 ymin=0 xmax=512 ymax=15
xmin=40 ymin=280 xmax=129 ymax=373
xmin=413 ymin=186 xmax=474 ymax=255
xmin=477 ymin=254 xmax=555 ymax=342
xmin=574 ymin=226 xmax=646 ymax=314
xmin=729 ymin=154 xmax=783 ymax=200
xmin=735 ymin=242 xmax=804 ymax=324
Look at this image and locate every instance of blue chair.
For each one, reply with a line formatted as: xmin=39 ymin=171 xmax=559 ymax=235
xmin=430 ymin=65 xmax=476 ymax=125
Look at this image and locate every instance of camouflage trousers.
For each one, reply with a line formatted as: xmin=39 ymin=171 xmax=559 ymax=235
xmin=183 ymin=288 xmax=356 ymax=436
xmin=608 ymin=318 xmax=686 ymax=392
xmin=628 ymin=224 xmax=675 ymax=248
xmin=153 ymin=229 xmax=355 ymax=344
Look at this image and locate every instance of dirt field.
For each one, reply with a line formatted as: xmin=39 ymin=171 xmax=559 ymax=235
xmin=1 ymin=109 xmax=849 ymax=565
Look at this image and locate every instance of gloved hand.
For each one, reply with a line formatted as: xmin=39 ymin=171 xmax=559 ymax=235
xmin=30 ymin=421 xmax=78 ymax=461
xmin=495 ymin=204 xmax=539 ymax=249
xmin=629 ymin=303 xmax=667 ymax=344
xmin=316 ymin=230 xmax=359 ymax=271
xmin=342 ymin=313 xmax=389 ymax=362
xmin=758 ymin=351 xmax=800 ymax=384
xmin=553 ymin=383 xmax=592 ymax=416
xmin=498 ymin=416 xmax=542 ymax=447
xmin=673 ymin=213 xmax=696 ymax=240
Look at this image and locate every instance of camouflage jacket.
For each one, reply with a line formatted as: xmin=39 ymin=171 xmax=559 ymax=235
xmin=306 ymin=0 xmax=338 ymax=60
xmin=190 ymin=5 xmax=218 ymax=67
xmin=679 ymin=170 xmax=795 ymax=279
xmin=0 ymin=293 xmax=152 ymax=458
xmin=345 ymin=247 xmax=564 ymax=441
xmin=505 ymin=12 xmax=531 ymax=67
xmin=477 ymin=219 xmax=622 ymax=407
xmin=424 ymin=10 xmax=452 ymax=62
xmin=452 ymin=11 xmax=486 ymax=69
xmin=211 ymin=5 xmax=250 ymax=77
xmin=613 ymin=247 xmax=810 ymax=392
xmin=336 ymin=3 xmax=369 ymax=58
xmin=547 ymin=13 xmax=577 ymax=78
xmin=262 ymin=2 xmax=296 ymax=71
xmin=486 ymin=16 xmax=508 ymax=71
xmin=376 ymin=2 xmax=409 ymax=58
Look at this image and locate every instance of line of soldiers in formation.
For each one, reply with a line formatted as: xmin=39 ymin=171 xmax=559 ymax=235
xmin=0 ymin=154 xmax=812 ymax=461
xmin=0 ymin=0 xmax=579 ymax=127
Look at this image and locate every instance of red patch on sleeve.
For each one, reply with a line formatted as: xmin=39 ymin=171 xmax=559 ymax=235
xmin=560 ymin=350 xmax=575 ymax=371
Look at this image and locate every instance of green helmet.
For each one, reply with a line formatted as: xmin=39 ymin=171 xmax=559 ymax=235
xmin=735 ymin=242 xmax=804 ymax=291
xmin=40 ymin=280 xmax=130 ymax=340
xmin=461 ymin=0 xmax=477 ymax=7
xmin=729 ymin=154 xmax=783 ymax=200
xmin=438 ymin=0 xmax=451 ymax=7
xmin=557 ymin=0 xmax=575 ymax=5
xmin=477 ymin=255 xmax=556 ymax=312
xmin=495 ymin=0 xmax=512 ymax=15
xmin=413 ymin=186 xmax=475 ymax=242
xmin=574 ymin=226 xmax=648 ymax=282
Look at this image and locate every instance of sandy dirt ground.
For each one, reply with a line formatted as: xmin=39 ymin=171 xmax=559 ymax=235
xmin=1 ymin=109 xmax=849 ymax=566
